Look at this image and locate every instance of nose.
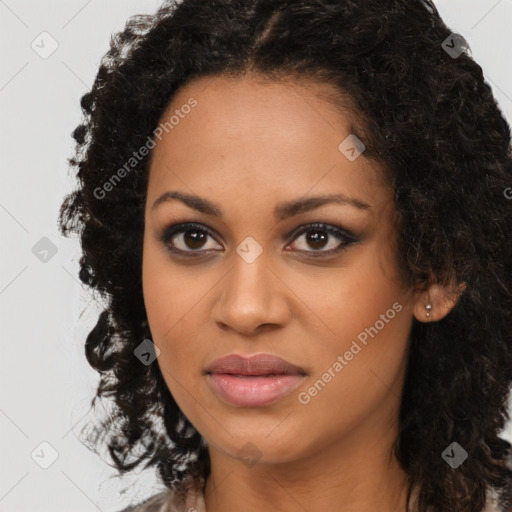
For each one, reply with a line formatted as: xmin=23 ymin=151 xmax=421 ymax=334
xmin=210 ymin=252 xmax=292 ymax=336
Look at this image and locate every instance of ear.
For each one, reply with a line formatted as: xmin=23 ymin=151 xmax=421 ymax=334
xmin=412 ymin=280 xmax=466 ymax=323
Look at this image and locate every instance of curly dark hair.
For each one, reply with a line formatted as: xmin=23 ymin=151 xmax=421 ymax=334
xmin=58 ymin=1 xmax=512 ymax=510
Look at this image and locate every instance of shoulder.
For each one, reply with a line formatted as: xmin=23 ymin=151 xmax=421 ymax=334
xmin=116 ymin=491 xmax=172 ymax=512
xmin=482 ymin=448 xmax=512 ymax=512
xmin=496 ymin=479 xmax=512 ymax=512
xmin=114 ymin=475 xmax=206 ymax=512
xmin=496 ymin=449 xmax=512 ymax=512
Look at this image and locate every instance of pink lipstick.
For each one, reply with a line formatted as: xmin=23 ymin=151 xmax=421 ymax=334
xmin=205 ymin=353 xmax=306 ymax=407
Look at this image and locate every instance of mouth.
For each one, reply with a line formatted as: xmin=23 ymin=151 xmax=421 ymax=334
xmin=206 ymin=373 xmax=305 ymax=407
xmin=205 ymin=353 xmax=306 ymax=377
xmin=204 ymin=353 xmax=306 ymax=407
xmin=210 ymin=373 xmax=291 ymax=377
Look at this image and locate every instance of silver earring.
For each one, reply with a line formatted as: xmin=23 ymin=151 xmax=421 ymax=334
xmin=425 ymin=304 xmax=432 ymax=318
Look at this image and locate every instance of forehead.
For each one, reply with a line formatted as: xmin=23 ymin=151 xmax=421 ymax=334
xmin=147 ymin=74 xmax=386 ymax=204
xmin=155 ymin=73 xmax=358 ymax=149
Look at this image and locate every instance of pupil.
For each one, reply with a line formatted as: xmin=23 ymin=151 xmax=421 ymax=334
xmin=308 ymin=230 xmax=328 ymax=250
xmin=185 ymin=230 xmax=206 ymax=249
xmin=181 ymin=228 xmax=329 ymax=251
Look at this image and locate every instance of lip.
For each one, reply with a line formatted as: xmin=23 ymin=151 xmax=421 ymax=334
xmin=205 ymin=353 xmax=306 ymax=407
xmin=205 ymin=353 xmax=306 ymax=376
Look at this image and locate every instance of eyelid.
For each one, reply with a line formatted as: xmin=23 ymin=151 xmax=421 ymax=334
xmin=160 ymin=221 xmax=222 ymax=250
xmin=160 ymin=221 xmax=359 ymax=257
xmin=285 ymin=222 xmax=357 ymax=244
xmin=284 ymin=223 xmax=358 ymax=257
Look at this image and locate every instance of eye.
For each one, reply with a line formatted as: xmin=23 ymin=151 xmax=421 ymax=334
xmin=285 ymin=223 xmax=357 ymax=257
xmin=160 ymin=222 xmax=358 ymax=258
xmin=160 ymin=222 xmax=222 ymax=256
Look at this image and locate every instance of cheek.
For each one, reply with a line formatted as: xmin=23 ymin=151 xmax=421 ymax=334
xmin=293 ymin=311 xmax=410 ymax=452
xmin=142 ymin=240 xmax=196 ymax=338
xmin=142 ymin=248 xmax=171 ymax=339
xmin=142 ymin=244 xmax=212 ymax=398
xmin=292 ymin=241 xmax=406 ymax=340
xmin=293 ymin=247 xmax=411 ymax=414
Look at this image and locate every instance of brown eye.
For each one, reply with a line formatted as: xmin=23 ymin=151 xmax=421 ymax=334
xmin=180 ymin=229 xmax=208 ymax=249
xmin=286 ymin=223 xmax=357 ymax=257
xmin=160 ymin=221 xmax=358 ymax=259
xmin=161 ymin=223 xmax=223 ymax=255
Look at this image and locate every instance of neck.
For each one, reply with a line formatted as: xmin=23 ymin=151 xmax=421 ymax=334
xmin=204 ymin=406 xmax=410 ymax=512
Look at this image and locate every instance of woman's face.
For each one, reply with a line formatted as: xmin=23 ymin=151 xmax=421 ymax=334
xmin=142 ymin=74 xmax=416 ymax=468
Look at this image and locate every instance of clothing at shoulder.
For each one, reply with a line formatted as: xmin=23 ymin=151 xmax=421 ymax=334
xmin=118 ymin=483 xmax=507 ymax=512
xmin=118 ymin=464 xmax=512 ymax=512
xmin=407 ymin=459 xmax=512 ymax=512
xmin=116 ymin=476 xmax=206 ymax=512
xmin=116 ymin=491 xmax=169 ymax=512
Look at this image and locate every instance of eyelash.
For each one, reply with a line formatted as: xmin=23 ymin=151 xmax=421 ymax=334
xmin=160 ymin=222 xmax=358 ymax=259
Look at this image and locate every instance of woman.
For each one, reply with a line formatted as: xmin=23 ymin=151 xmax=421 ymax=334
xmin=58 ymin=0 xmax=512 ymax=511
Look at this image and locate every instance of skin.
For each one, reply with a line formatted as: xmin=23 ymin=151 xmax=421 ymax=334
xmin=142 ymin=74 xmax=461 ymax=512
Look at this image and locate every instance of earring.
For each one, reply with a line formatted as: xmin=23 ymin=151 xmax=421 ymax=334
xmin=425 ymin=304 xmax=432 ymax=318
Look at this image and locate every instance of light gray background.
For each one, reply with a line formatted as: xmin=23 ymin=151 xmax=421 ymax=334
xmin=1 ymin=1 xmax=511 ymax=511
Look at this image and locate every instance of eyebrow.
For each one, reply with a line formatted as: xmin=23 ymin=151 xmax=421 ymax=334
xmin=151 ymin=190 xmax=371 ymax=221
